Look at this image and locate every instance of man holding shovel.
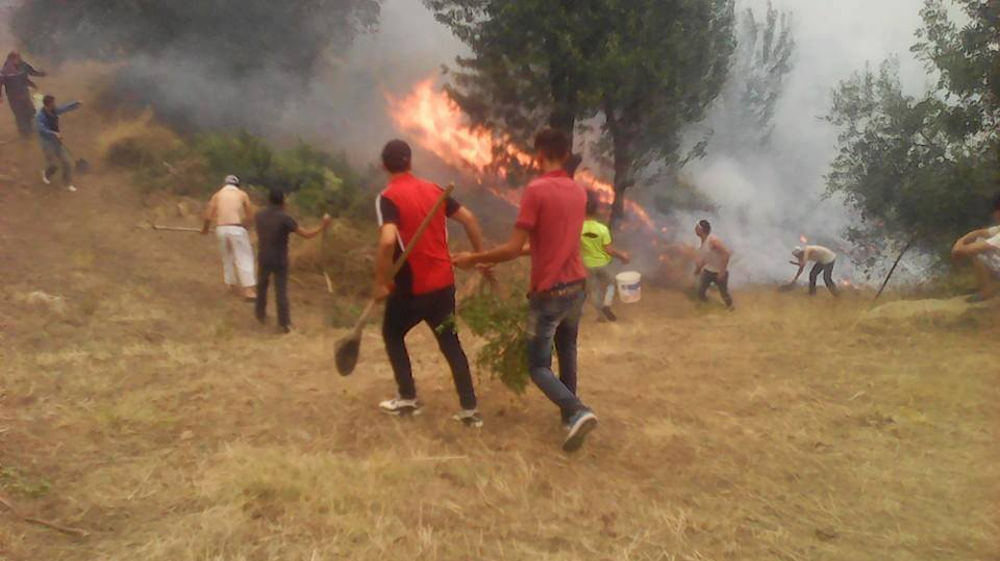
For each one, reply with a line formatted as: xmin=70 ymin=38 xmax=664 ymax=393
xmin=454 ymin=128 xmax=598 ymax=453
xmin=36 ymin=95 xmax=81 ymax=192
xmin=372 ymin=140 xmax=487 ymax=427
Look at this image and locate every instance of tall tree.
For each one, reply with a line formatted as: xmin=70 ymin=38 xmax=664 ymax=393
xmin=826 ymin=0 xmax=999 ymax=261
xmin=426 ymin=0 xmax=736 ymax=225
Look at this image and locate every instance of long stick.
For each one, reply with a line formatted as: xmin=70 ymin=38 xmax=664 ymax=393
xmin=0 ymin=495 xmax=88 ymax=538
xmin=149 ymin=224 xmax=202 ymax=233
xmin=873 ymin=237 xmax=915 ymax=304
xmin=345 ymin=183 xmax=455 ymax=338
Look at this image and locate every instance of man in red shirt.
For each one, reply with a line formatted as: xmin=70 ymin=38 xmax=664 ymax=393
xmin=372 ymin=140 xmax=487 ymax=427
xmin=454 ymin=128 xmax=598 ymax=452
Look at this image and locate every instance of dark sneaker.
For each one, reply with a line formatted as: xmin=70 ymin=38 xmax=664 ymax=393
xmin=600 ymin=307 xmax=617 ymax=322
xmin=452 ymin=409 xmax=484 ymax=428
xmin=563 ymin=409 xmax=598 ymax=452
xmin=379 ymin=398 xmax=422 ymax=416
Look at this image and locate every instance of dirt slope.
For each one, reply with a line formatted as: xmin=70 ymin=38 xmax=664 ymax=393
xmin=2 ymin=75 xmax=999 ymax=561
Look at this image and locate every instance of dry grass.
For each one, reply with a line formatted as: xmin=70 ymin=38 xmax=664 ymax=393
xmin=2 ymin=71 xmax=999 ymax=561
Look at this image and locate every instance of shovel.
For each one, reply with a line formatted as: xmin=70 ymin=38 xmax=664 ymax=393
xmin=334 ymin=183 xmax=455 ymax=376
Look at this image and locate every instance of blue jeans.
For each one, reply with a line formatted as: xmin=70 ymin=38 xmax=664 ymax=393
xmin=527 ymin=289 xmax=588 ymax=420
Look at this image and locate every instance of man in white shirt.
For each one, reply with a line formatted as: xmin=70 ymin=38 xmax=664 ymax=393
xmin=788 ymin=244 xmax=839 ymax=297
xmin=952 ymin=193 xmax=1000 ymax=301
xmin=202 ymin=175 xmax=257 ymax=300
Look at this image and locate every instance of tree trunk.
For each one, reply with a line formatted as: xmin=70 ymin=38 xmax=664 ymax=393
xmin=604 ymin=97 xmax=635 ymax=231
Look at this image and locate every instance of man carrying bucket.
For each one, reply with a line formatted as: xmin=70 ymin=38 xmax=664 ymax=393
xmin=454 ymin=127 xmax=598 ymax=453
xmin=581 ymin=192 xmax=630 ymax=321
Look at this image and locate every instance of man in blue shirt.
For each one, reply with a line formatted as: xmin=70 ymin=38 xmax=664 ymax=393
xmin=36 ymin=95 xmax=81 ymax=192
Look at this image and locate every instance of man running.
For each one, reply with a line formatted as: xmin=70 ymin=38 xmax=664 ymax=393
xmin=36 ymin=95 xmax=81 ymax=192
xmin=694 ymin=219 xmax=734 ymax=309
xmin=0 ymin=52 xmax=45 ymax=138
xmin=788 ymin=244 xmax=839 ymax=297
xmin=581 ymin=192 xmax=630 ymax=322
xmin=454 ymin=128 xmax=598 ymax=453
xmin=372 ymin=139 xmax=486 ymax=427
xmin=255 ymin=188 xmax=332 ymax=333
xmin=951 ymin=193 xmax=1000 ymax=301
xmin=202 ymin=175 xmax=257 ymax=300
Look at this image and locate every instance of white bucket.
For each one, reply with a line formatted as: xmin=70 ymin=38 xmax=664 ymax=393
xmin=616 ymin=271 xmax=642 ymax=304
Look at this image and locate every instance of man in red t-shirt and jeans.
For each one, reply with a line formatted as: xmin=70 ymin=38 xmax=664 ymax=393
xmin=373 ymin=140 xmax=487 ymax=427
xmin=454 ymin=128 xmax=598 ymax=452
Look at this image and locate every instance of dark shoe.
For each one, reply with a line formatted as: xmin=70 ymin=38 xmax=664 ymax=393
xmin=279 ymin=325 xmax=292 ymax=334
xmin=563 ymin=409 xmax=598 ymax=452
xmin=600 ymin=307 xmax=617 ymax=322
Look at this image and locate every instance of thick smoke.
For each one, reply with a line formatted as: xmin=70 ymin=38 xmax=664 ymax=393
xmin=673 ymin=0 xmax=932 ymax=284
xmin=290 ymin=0 xmax=935 ymax=285
xmin=3 ymin=0 xmax=937 ymax=284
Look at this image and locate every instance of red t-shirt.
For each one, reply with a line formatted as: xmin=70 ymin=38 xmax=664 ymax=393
xmin=515 ymin=170 xmax=588 ymax=292
xmin=377 ymin=173 xmax=460 ymax=297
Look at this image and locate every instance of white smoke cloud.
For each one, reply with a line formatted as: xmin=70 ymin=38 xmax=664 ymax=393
xmin=676 ymin=0 xmax=932 ymax=284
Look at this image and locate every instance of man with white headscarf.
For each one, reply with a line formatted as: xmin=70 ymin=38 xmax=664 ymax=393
xmin=788 ymin=245 xmax=839 ymax=297
xmin=202 ymin=175 xmax=257 ymax=300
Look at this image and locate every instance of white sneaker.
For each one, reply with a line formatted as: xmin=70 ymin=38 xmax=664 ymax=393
xmin=378 ymin=398 xmax=422 ymax=416
xmin=452 ymin=409 xmax=484 ymax=428
xmin=42 ymin=170 xmax=51 ymax=185
xmin=67 ymin=185 xmax=77 ymax=192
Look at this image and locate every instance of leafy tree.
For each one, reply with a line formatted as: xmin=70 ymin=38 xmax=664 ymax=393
xmin=12 ymin=0 xmax=381 ymax=130
xmin=703 ymin=1 xmax=795 ymax=154
xmin=426 ymin=0 xmax=736 ymax=226
xmin=826 ymin=0 xmax=999 ymax=262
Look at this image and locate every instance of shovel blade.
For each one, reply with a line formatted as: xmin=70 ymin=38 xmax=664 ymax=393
xmin=334 ymin=335 xmax=361 ymax=376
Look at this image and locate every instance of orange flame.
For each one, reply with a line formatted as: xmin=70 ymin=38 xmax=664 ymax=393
xmin=387 ymin=78 xmax=655 ymax=231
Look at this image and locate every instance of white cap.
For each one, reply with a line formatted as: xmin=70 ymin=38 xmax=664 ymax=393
xmin=224 ymin=175 xmax=240 ymax=186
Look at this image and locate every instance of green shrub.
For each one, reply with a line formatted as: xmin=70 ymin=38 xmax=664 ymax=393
xmin=459 ymin=289 xmax=530 ymax=394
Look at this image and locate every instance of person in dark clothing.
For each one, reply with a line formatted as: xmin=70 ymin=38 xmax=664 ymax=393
xmin=36 ymin=94 xmax=82 ymax=192
xmin=254 ymin=188 xmax=331 ymax=333
xmin=0 ymin=52 xmax=45 ymax=138
xmin=372 ymin=139 xmax=488 ymax=427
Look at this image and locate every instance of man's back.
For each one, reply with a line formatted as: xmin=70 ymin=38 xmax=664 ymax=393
xmin=806 ymin=245 xmax=836 ymax=264
xmin=255 ymin=206 xmax=298 ymax=268
xmin=516 ymin=170 xmax=587 ymax=292
xmin=581 ymin=218 xmax=613 ymax=269
xmin=378 ymin=172 xmax=455 ymax=296
xmin=211 ymin=185 xmax=249 ymax=226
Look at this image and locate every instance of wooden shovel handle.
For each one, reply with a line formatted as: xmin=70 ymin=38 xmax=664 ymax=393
xmin=350 ymin=183 xmax=456 ymax=335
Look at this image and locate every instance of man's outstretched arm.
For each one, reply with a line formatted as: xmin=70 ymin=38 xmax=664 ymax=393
xmin=296 ymin=214 xmax=332 ymax=240
xmin=454 ymin=228 xmax=530 ymax=269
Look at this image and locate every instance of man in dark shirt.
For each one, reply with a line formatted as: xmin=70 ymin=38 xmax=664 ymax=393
xmin=454 ymin=128 xmax=597 ymax=452
xmin=372 ymin=139 xmax=487 ymax=427
xmin=255 ymin=188 xmax=331 ymax=333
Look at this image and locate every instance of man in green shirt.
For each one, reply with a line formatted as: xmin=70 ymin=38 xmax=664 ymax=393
xmin=580 ymin=194 xmax=630 ymax=321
